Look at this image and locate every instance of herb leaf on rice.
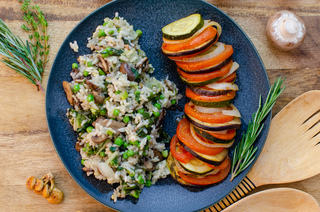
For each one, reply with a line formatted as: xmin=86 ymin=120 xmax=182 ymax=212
xmin=63 ymin=13 xmax=182 ymax=202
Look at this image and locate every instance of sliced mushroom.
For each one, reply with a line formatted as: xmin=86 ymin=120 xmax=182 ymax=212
xmin=155 ymin=109 xmax=165 ymax=129
xmin=92 ymin=116 xmax=126 ymax=134
xmin=82 ymin=167 xmax=93 ymax=172
xmin=91 ymin=133 xmax=108 ymax=144
xmin=84 ymin=79 xmax=100 ymax=91
xmin=164 ymin=79 xmax=174 ymax=91
xmin=153 ymin=150 xmax=163 ymax=162
xmin=75 ymin=142 xmax=84 ymax=151
xmin=136 ymin=57 xmax=148 ymax=69
xmin=142 ymin=157 xmax=156 ymax=171
xmin=120 ymin=63 xmax=135 ymax=81
xmin=98 ymin=55 xmax=109 ymax=74
xmin=62 ymin=81 xmax=74 ymax=106
xmin=92 ymin=90 xmax=105 ymax=104
xmin=124 ymin=44 xmax=130 ymax=51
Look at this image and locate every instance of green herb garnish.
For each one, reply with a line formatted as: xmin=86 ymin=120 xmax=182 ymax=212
xmin=230 ymin=77 xmax=285 ymax=181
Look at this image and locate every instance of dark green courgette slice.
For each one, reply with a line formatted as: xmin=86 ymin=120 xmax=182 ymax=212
xmin=193 ymin=125 xmax=235 ymax=144
xmin=179 ymin=141 xmax=229 ymax=166
xmin=186 ymin=114 xmax=241 ymax=131
xmin=178 ymin=158 xmax=213 ymax=175
xmin=190 ymin=98 xmax=233 ymax=108
xmin=162 ymin=14 xmax=204 ymax=40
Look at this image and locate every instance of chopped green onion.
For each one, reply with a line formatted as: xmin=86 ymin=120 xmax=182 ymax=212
xmin=103 ymin=22 xmax=108 ymax=26
xmin=115 ymin=91 xmax=121 ymax=94
xmin=108 ymin=30 xmax=114 ymax=35
xmin=130 ymin=190 xmax=140 ymax=198
xmin=100 ymin=109 xmax=107 ymax=116
xmin=107 ymin=129 xmax=113 ymax=136
xmin=121 ymin=91 xmax=128 ymax=100
xmin=109 ymin=146 xmax=116 ymax=152
xmin=146 ymin=135 xmax=151 ymax=140
xmin=161 ymin=150 xmax=168 ymax=158
xmin=72 ymin=63 xmax=78 ymax=69
xmin=123 ymin=142 xmax=129 ymax=149
xmin=98 ymin=68 xmax=106 ymax=75
xmin=81 ymin=159 xmax=86 ymax=166
xmin=115 ymin=17 xmax=119 ymax=20
xmin=100 ymin=151 xmax=106 ymax=157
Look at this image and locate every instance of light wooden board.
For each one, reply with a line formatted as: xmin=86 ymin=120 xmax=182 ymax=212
xmin=0 ymin=0 xmax=319 ymax=211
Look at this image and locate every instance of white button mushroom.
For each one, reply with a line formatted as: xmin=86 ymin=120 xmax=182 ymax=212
xmin=266 ymin=10 xmax=306 ymax=51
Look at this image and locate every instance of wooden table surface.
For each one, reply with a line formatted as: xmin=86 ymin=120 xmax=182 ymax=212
xmin=0 ymin=0 xmax=319 ymax=211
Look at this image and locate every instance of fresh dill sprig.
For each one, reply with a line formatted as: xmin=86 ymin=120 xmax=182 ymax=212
xmin=230 ymin=77 xmax=285 ymax=181
xmin=0 ymin=19 xmax=44 ymax=92
xmin=20 ymin=0 xmax=50 ymax=72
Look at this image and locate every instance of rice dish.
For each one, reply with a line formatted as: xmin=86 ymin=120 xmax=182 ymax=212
xmin=63 ymin=13 xmax=182 ymax=201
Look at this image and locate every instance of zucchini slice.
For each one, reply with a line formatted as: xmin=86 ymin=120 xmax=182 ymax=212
xmin=189 ymin=86 xmax=232 ymax=95
xmin=162 ymin=14 xmax=204 ymax=40
xmin=180 ymin=141 xmax=229 ymax=166
xmin=190 ymin=98 xmax=233 ymax=108
xmin=193 ymin=125 xmax=235 ymax=144
xmin=186 ymin=114 xmax=241 ymax=131
xmin=179 ymin=157 xmax=213 ymax=175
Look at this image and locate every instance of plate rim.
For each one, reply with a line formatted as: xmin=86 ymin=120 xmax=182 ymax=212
xmin=45 ymin=0 xmax=271 ymax=211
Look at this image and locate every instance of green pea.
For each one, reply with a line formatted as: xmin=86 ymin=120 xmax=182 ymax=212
xmin=82 ymin=147 xmax=87 ymax=152
xmin=115 ymin=91 xmax=121 ymax=94
xmin=114 ymin=137 xmax=123 ymax=146
xmin=100 ymin=109 xmax=107 ymax=116
xmin=87 ymin=61 xmax=93 ymax=67
xmin=130 ymin=190 xmax=140 ymax=198
xmin=98 ymin=68 xmax=106 ymax=75
xmin=123 ymin=116 xmax=130 ymax=123
xmin=105 ymin=46 xmax=112 ymax=52
xmin=134 ymin=90 xmax=140 ymax=95
xmin=98 ymin=29 xmax=106 ymax=37
xmin=102 ymin=53 xmax=109 ymax=58
xmin=137 ymin=108 xmax=145 ymax=114
xmin=161 ymin=150 xmax=168 ymax=158
xmin=81 ymin=159 xmax=86 ymax=166
xmin=83 ymin=70 xmax=89 ymax=77
xmin=133 ymin=140 xmax=140 ymax=147
xmin=136 ymin=29 xmax=142 ymax=37
xmin=108 ymin=30 xmax=114 ymax=35
xmin=159 ymin=94 xmax=165 ymax=100
xmin=113 ymin=109 xmax=120 ymax=116
xmin=145 ymin=180 xmax=151 ymax=187
xmin=137 ymin=175 xmax=145 ymax=185
xmin=117 ymin=28 xmax=121 ymax=32
xmin=109 ymin=146 xmax=116 ymax=152
xmin=127 ymin=149 xmax=134 ymax=157
xmin=100 ymin=151 xmax=106 ymax=157
xmin=146 ymin=135 xmax=151 ymax=140
xmin=171 ymin=99 xmax=177 ymax=105
xmin=72 ymin=63 xmax=78 ymax=69
xmin=154 ymin=103 xmax=161 ymax=110
xmin=73 ymin=84 xmax=80 ymax=93
xmin=123 ymin=151 xmax=128 ymax=159
xmin=86 ymin=126 xmax=94 ymax=133
xmin=153 ymin=111 xmax=160 ymax=117
xmin=87 ymin=150 xmax=93 ymax=155
xmin=87 ymin=94 xmax=94 ymax=102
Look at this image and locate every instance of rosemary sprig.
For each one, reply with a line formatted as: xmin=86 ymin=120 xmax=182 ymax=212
xmin=0 ymin=19 xmax=44 ymax=92
xmin=230 ymin=77 xmax=285 ymax=181
xmin=20 ymin=0 xmax=50 ymax=72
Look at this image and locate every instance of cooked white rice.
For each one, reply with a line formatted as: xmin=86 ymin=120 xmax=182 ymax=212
xmin=65 ymin=13 xmax=182 ymax=202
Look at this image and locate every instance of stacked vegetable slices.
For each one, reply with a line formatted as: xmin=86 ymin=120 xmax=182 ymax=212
xmin=162 ymin=14 xmax=241 ymax=186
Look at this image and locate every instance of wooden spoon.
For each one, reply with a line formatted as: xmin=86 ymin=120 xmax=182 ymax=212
xmin=205 ymin=90 xmax=320 ymax=212
xmin=224 ymin=188 xmax=320 ymax=212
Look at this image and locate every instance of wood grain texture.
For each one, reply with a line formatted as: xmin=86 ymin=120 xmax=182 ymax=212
xmin=0 ymin=0 xmax=319 ymax=211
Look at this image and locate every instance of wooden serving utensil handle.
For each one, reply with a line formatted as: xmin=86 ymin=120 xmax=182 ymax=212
xmin=204 ymin=176 xmax=257 ymax=212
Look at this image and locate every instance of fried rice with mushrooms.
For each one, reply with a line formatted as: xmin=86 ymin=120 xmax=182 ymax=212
xmin=63 ymin=13 xmax=182 ymax=201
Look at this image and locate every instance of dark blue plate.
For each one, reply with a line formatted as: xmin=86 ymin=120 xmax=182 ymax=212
xmin=46 ymin=0 xmax=270 ymax=211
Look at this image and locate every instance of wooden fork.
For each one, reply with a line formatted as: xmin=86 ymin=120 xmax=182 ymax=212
xmin=205 ymin=90 xmax=320 ymax=212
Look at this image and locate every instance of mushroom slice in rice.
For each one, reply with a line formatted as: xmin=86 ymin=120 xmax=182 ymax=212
xmin=62 ymin=81 xmax=74 ymax=106
xmin=98 ymin=55 xmax=109 ymax=74
xmin=91 ymin=133 xmax=108 ymax=144
xmin=85 ymin=79 xmax=100 ymax=91
xmin=120 ymin=63 xmax=135 ymax=81
xmin=92 ymin=116 xmax=126 ymax=134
